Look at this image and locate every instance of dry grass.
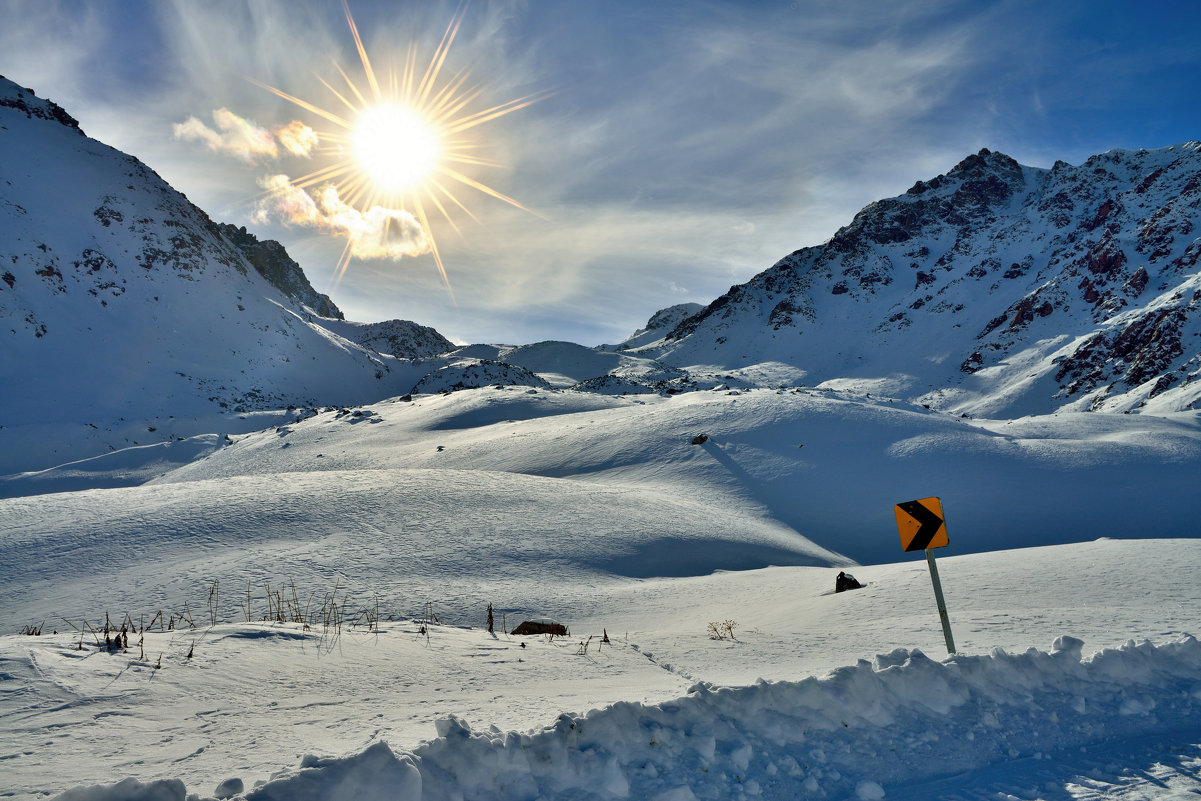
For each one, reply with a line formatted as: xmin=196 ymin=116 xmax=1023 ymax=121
xmin=707 ymin=619 xmax=737 ymax=640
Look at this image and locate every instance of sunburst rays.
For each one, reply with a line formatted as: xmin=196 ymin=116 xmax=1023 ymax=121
xmin=254 ymin=0 xmax=549 ymax=297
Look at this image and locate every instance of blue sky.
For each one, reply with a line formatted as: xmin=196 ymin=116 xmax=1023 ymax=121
xmin=2 ymin=0 xmax=1199 ymax=345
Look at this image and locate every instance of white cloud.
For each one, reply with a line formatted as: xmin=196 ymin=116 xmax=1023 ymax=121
xmin=173 ymin=108 xmax=319 ymax=163
xmin=253 ymin=174 xmax=320 ymax=225
xmin=173 ymin=108 xmax=279 ymax=162
xmin=254 ymin=175 xmax=429 ymax=261
xmin=274 ymin=120 xmax=318 ymax=157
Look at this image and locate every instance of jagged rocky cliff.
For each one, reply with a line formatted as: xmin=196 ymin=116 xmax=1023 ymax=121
xmin=213 ymin=223 xmax=343 ymax=320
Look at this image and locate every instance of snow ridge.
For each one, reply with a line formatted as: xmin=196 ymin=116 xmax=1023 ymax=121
xmin=60 ymin=635 xmax=1201 ymax=801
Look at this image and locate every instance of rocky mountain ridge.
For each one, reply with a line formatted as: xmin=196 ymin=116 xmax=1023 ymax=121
xmin=643 ymin=144 xmax=1201 ymax=416
xmin=214 ymin=223 xmax=343 ymax=320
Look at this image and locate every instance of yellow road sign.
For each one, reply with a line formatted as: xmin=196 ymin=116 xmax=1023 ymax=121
xmin=895 ymin=496 xmax=948 ymax=552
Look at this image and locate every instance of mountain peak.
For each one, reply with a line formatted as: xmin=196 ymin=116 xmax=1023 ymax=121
xmin=904 ymin=146 xmax=1025 ymax=200
xmin=643 ymin=143 xmax=1201 ymax=416
xmin=0 ymin=79 xmax=451 ymax=473
xmin=0 ymin=75 xmax=83 ymax=135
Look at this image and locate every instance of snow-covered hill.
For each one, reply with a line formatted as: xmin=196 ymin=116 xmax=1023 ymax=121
xmin=641 ymin=145 xmax=1201 ymax=417
xmin=0 ymin=77 xmax=447 ymax=474
xmin=604 ymin=301 xmax=706 ymax=351
xmin=3 ymin=386 xmax=1198 ymax=613
xmin=442 ymin=340 xmax=686 ymax=390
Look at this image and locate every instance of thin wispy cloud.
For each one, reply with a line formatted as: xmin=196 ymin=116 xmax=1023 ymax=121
xmin=173 ymin=109 xmax=318 ymax=162
xmin=173 ymin=109 xmax=277 ymax=162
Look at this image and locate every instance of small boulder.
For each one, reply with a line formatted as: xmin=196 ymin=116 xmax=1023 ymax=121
xmin=511 ymin=620 xmax=568 ymax=636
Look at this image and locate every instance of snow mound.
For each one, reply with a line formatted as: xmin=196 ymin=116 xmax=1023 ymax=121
xmin=318 ymin=317 xmax=455 ymax=359
xmin=492 ymin=340 xmax=633 ymax=387
xmin=61 ymin=635 xmax=1201 ymax=801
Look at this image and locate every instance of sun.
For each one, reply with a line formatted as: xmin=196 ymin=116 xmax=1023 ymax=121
xmin=352 ymin=104 xmax=441 ymax=194
xmin=250 ymin=0 xmax=548 ymax=296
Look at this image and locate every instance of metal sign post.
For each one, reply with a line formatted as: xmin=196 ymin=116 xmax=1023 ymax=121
xmin=925 ymin=548 xmax=956 ymax=654
xmin=894 ymin=496 xmax=956 ymax=655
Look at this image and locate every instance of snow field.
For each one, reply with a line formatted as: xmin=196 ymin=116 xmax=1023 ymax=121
xmin=136 ymin=387 xmax=1201 ymax=566
xmin=1 ymin=375 xmax=1199 ymax=800
xmin=5 ymin=385 xmax=1200 ymax=632
xmin=3 ymin=539 xmax=1200 ymax=799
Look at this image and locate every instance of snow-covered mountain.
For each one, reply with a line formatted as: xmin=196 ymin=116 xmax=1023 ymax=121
xmin=0 ymin=77 xmax=448 ymax=473
xmin=446 ymin=339 xmax=688 ymax=391
xmin=7 ymin=73 xmax=1200 ymax=481
xmin=639 ymin=145 xmax=1201 ymax=417
xmin=604 ymin=301 xmax=705 ymax=351
xmin=3 ymin=79 xmax=1201 ymax=801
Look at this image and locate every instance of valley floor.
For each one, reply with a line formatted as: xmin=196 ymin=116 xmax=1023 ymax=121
xmin=2 ymin=539 xmax=1199 ymax=800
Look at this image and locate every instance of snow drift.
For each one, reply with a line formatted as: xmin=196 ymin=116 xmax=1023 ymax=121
xmin=55 ymin=635 xmax=1201 ymax=801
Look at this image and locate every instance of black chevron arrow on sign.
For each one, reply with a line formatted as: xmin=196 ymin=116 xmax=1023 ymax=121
xmin=896 ymin=499 xmax=946 ymax=552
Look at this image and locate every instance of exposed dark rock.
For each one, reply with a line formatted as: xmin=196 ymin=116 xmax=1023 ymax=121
xmin=1083 ymin=235 xmax=1128 ymax=280
xmin=511 ymin=621 xmax=568 ymax=637
xmin=1135 ymin=167 xmax=1166 ymax=194
xmin=0 ymin=76 xmax=83 ymax=134
xmin=214 ymin=223 xmax=343 ymax=319
xmin=1084 ymin=198 xmax=1120 ymax=231
xmin=1007 ymin=296 xmax=1054 ymax=331
xmin=1055 ymin=307 xmax=1188 ymax=394
xmin=1002 ymin=262 xmax=1026 ymax=280
xmin=1123 ymin=267 xmax=1149 ymax=297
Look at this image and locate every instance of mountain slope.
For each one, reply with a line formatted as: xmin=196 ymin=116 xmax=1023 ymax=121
xmin=643 ymin=145 xmax=1201 ymax=417
xmin=0 ymin=78 xmax=444 ymax=473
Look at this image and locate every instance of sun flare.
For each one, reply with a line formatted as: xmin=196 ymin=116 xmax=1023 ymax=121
xmin=250 ymin=0 xmax=548 ymax=297
xmin=352 ymin=104 xmax=441 ymax=194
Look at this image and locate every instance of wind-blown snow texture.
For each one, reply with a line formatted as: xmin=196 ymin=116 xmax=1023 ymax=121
xmin=4 ymin=539 xmax=1201 ymax=801
xmin=55 ymin=636 xmax=1201 ymax=801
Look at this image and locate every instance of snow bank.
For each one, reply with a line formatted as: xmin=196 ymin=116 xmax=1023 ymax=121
xmin=58 ymin=635 xmax=1201 ymax=801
